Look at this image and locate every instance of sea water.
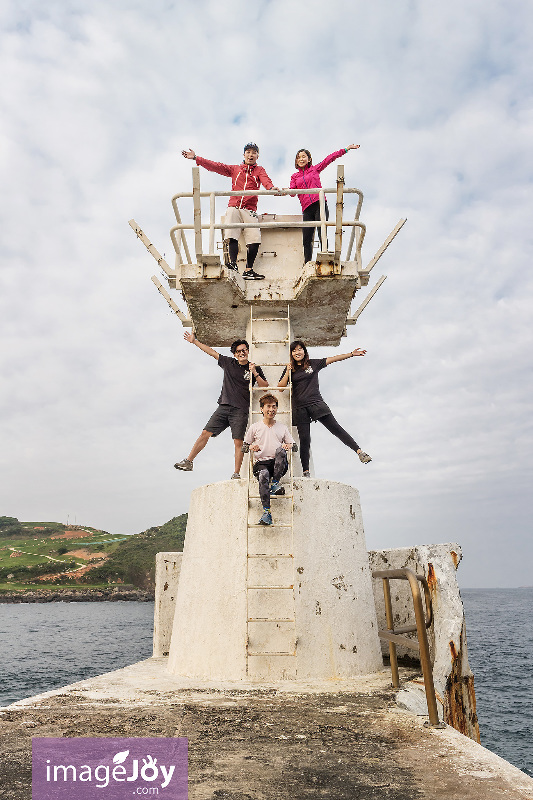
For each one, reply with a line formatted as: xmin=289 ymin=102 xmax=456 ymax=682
xmin=0 ymin=591 xmax=531 ymax=777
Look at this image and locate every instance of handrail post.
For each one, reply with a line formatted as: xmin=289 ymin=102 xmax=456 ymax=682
xmin=404 ymin=570 xmax=440 ymax=727
xmin=382 ymin=577 xmax=400 ymax=688
xmin=319 ymin=189 xmax=327 ymax=253
xmin=192 ymin=166 xmax=202 ymax=263
xmin=335 ymin=165 xmax=344 ymax=263
xmin=208 ymin=192 xmax=215 ymax=255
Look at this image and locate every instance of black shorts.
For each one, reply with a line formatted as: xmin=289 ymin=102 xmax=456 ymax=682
xmin=204 ymin=404 xmax=249 ymax=440
xmin=292 ymin=400 xmax=331 ymax=426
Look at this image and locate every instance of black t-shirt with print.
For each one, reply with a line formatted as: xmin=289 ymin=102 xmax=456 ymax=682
xmin=280 ymin=358 xmax=327 ymax=408
xmin=217 ymin=354 xmax=266 ymax=411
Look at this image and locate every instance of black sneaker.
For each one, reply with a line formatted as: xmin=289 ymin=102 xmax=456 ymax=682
xmin=227 ymin=262 xmax=238 ymax=271
xmin=243 ymin=269 xmax=265 ymax=280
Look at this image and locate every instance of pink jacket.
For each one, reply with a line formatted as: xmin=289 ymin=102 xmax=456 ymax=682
xmin=195 ymin=157 xmax=274 ymax=212
xmin=289 ymin=149 xmax=347 ymax=212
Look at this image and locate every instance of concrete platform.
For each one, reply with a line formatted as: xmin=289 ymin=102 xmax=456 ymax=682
xmin=2 ymin=657 xmax=532 ymax=799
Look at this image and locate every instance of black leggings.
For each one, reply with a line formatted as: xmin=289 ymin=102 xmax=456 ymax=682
xmin=297 ymin=413 xmax=359 ymax=472
xmin=302 ymin=201 xmax=329 ymax=263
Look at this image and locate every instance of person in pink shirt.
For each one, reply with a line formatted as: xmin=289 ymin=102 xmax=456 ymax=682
xmin=243 ymin=393 xmax=296 ymax=526
xmin=289 ymin=145 xmax=360 ymax=264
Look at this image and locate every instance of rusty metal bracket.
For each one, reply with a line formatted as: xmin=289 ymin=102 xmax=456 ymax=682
xmin=372 ymin=568 xmax=445 ymax=728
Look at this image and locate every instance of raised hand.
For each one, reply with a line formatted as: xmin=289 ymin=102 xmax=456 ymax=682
xmin=346 ymin=144 xmax=360 ymax=151
xmin=184 ymin=331 xmax=196 ymax=344
xmin=351 ymin=348 xmax=366 ymax=357
xmin=182 ymin=148 xmax=196 ymax=159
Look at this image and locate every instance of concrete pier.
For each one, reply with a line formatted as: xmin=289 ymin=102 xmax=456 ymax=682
xmin=2 ymin=659 xmax=532 ymax=800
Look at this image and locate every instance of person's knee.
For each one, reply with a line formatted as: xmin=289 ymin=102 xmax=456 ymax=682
xmin=200 ymin=429 xmax=213 ymax=442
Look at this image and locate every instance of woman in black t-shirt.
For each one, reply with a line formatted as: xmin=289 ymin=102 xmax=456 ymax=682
xmin=278 ymin=340 xmax=371 ymax=476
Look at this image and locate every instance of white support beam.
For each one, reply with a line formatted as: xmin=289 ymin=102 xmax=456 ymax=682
xmin=346 ymin=275 xmax=387 ymax=325
xmin=364 ymin=219 xmax=407 ymax=273
xmin=151 ymin=276 xmax=192 ymax=327
xmin=128 ymin=220 xmax=176 ymax=280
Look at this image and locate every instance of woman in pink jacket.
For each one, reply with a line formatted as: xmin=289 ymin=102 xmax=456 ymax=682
xmin=289 ymin=145 xmax=360 ymax=264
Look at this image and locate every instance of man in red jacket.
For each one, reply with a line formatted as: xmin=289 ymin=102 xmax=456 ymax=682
xmin=182 ymin=143 xmax=279 ymax=280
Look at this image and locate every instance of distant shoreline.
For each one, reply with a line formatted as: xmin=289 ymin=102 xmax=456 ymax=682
xmin=0 ymin=588 xmax=154 ymax=603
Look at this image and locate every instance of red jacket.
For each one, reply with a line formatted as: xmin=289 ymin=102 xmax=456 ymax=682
xmin=290 ymin=149 xmax=347 ymax=212
xmin=195 ymin=157 xmax=274 ymax=211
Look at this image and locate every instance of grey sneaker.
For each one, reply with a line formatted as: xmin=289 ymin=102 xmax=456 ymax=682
xmin=302 ymin=470 xmax=311 ymax=478
xmin=231 ymin=472 xmax=241 ymax=479
xmin=358 ymin=451 xmax=372 ymax=464
xmin=174 ymin=458 xmax=193 ymax=471
xmin=258 ymin=510 xmax=272 ymax=526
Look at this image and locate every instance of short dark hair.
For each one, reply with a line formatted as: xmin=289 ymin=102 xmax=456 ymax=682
xmin=244 ymin=142 xmax=259 ymax=154
xmin=295 ymin=149 xmax=312 ymax=169
xmin=259 ymin=393 xmax=278 ymax=408
xmin=231 ymin=339 xmax=249 ymax=354
xmin=290 ymin=340 xmax=310 ymax=371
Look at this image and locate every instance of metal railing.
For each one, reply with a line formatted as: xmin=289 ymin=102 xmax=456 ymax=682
xmin=372 ymin=568 xmax=444 ymax=728
xmin=170 ymin=165 xmax=366 ymax=269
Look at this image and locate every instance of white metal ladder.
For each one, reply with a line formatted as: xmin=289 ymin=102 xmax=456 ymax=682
xmin=245 ymin=306 xmax=297 ymax=680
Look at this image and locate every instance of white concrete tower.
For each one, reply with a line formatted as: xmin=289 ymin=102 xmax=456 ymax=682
xmin=130 ymin=165 xmax=406 ymax=682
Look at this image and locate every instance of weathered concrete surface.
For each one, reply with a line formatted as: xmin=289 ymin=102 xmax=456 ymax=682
xmin=167 ymin=479 xmax=382 ymax=681
xmin=369 ymin=544 xmax=479 ymax=742
xmin=178 ymin=215 xmax=361 ymax=346
xmin=153 ymin=552 xmax=183 ymax=657
xmin=2 ymin=658 xmax=532 ymax=800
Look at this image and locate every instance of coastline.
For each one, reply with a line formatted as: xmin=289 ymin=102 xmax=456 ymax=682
xmin=0 ymin=588 xmax=154 ymax=603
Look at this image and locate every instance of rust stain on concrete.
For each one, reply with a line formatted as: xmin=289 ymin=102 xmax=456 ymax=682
xmin=444 ymin=629 xmax=480 ymax=743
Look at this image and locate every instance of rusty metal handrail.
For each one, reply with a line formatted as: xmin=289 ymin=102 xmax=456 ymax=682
xmin=372 ymin=568 xmax=443 ymax=727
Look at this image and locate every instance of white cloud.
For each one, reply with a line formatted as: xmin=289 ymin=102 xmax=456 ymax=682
xmin=1 ymin=0 xmax=532 ymax=586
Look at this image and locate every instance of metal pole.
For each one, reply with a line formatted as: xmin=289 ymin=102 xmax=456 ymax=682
xmin=382 ymin=578 xmax=400 ymax=688
xmin=405 ymin=569 xmax=440 ymax=726
xmin=171 ymin=200 xmax=192 ymax=264
xmin=319 ymin=189 xmax=327 ymax=253
xmin=335 ymin=165 xmax=344 ymax=262
xmin=349 ymin=276 xmax=387 ymax=324
xmin=192 ymin=167 xmax=202 ymax=263
xmin=364 ymin=218 xmax=407 ymax=273
xmin=208 ymin=193 xmax=215 ymax=255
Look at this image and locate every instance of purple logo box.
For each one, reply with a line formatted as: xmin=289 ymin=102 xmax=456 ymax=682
xmin=32 ymin=738 xmax=188 ymax=800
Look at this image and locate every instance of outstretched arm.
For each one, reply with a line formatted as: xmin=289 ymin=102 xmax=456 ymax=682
xmin=184 ymin=331 xmax=219 ymax=360
xmin=277 ymin=364 xmax=291 ymax=390
xmin=325 ymin=348 xmax=366 ymax=366
xmin=182 ymin=148 xmax=196 ymax=159
xmin=315 ymin=145 xmax=361 ymax=173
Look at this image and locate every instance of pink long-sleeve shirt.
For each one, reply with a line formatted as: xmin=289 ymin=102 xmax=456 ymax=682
xmin=289 ymin=149 xmax=347 ymax=212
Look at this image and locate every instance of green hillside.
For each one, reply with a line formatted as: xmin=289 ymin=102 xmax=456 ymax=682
xmin=0 ymin=515 xmax=187 ymax=593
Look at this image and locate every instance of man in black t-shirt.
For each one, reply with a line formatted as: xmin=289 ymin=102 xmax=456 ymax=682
xmin=174 ymin=332 xmax=268 ymax=478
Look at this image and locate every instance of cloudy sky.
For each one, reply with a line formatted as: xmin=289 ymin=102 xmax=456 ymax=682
xmin=1 ymin=0 xmax=531 ymax=587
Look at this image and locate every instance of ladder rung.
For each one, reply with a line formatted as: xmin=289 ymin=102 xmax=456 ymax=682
xmin=251 ymin=317 xmax=288 ymax=322
xmin=251 ymin=386 xmax=288 ymax=391
xmin=248 ymin=495 xmax=293 ymax=500
xmin=248 ymin=523 xmax=292 ymax=528
xmin=251 ymin=410 xmax=290 ymax=415
xmin=253 ymin=363 xmax=291 ymax=367
xmin=247 ymin=651 xmax=296 ymax=656
xmin=252 ymin=339 xmax=288 ymax=344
